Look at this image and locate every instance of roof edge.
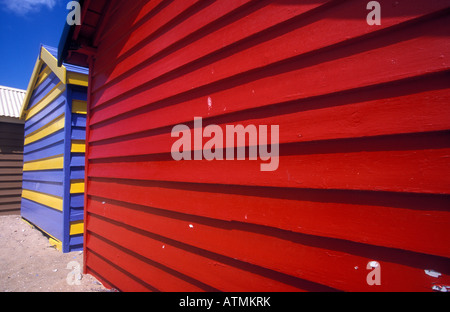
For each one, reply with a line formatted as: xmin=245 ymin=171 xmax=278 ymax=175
xmin=58 ymin=0 xmax=84 ymax=67
xmin=40 ymin=45 xmax=67 ymax=84
xmin=58 ymin=20 xmax=76 ymax=67
xmin=21 ymin=44 xmax=89 ymax=120
xmin=20 ymin=56 xmax=44 ymax=120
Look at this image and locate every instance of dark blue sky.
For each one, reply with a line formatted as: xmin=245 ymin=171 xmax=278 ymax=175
xmin=0 ymin=0 xmax=69 ymax=90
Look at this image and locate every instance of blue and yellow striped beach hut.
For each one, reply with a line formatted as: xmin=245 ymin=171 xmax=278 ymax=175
xmin=20 ymin=45 xmax=88 ymax=253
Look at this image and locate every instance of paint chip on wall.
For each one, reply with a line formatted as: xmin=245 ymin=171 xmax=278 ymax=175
xmin=425 ymin=269 xmax=442 ymax=278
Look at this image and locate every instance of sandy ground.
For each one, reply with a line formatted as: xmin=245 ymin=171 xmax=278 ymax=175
xmin=0 ymin=215 xmax=110 ymax=292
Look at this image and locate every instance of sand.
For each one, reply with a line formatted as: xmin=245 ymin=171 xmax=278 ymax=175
xmin=0 ymin=215 xmax=109 ymax=292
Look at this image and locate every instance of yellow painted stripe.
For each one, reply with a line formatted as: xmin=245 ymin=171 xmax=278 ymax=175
xmin=26 ymin=82 xmax=66 ymax=121
xmin=72 ymin=100 xmax=87 ymax=114
xmin=22 ymin=189 xmax=63 ymax=211
xmin=70 ymin=180 xmax=85 ymax=194
xmin=71 ymin=140 xmax=86 ymax=153
xmin=21 ymin=218 xmax=36 ymax=230
xmin=23 ymin=155 xmax=64 ymax=171
xmin=40 ymin=46 xmax=66 ymax=84
xmin=24 ymin=114 xmax=65 ymax=145
xmin=48 ymin=237 xmax=62 ymax=251
xmin=70 ymin=221 xmax=84 ymax=235
xmin=67 ymin=72 xmax=89 ymax=87
xmin=35 ymin=66 xmax=52 ymax=87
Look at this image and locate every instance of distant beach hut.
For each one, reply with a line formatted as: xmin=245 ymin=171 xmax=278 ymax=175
xmin=0 ymin=85 xmax=26 ymax=215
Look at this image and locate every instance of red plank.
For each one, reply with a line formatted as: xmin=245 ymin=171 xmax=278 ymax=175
xmin=85 ymin=249 xmax=153 ymax=292
xmin=91 ymin=0 xmax=449 ymax=108
xmin=81 ymin=0 xmax=450 ymax=293
xmin=93 ymin=0 xmax=254 ymax=83
xmin=88 ymin=82 xmax=450 ymax=150
xmin=86 ymin=202 xmax=450 ymax=292
xmin=89 ymin=14 xmax=450 ymax=125
xmin=87 ymin=233 xmax=210 ymax=292
xmin=86 ymin=211 xmax=323 ymax=292
xmin=92 ymin=0 xmax=329 ymax=92
xmin=87 ymin=179 xmax=450 ymax=259
xmin=95 ymin=0 xmax=200 ymax=73
xmin=95 ymin=0 xmax=166 ymax=48
xmin=88 ymin=132 xmax=450 ymax=194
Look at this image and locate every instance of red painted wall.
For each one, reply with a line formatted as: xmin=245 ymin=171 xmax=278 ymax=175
xmin=83 ymin=0 xmax=450 ymax=291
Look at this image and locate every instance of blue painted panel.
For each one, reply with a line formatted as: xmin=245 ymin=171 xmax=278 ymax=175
xmin=70 ymin=194 xmax=84 ymax=208
xmin=29 ymin=71 xmax=54 ymax=104
xmin=71 ymin=127 xmax=86 ymax=140
xmin=70 ymin=167 xmax=85 ymax=180
xmin=21 ymin=198 xmax=63 ymax=241
xmin=23 ymin=141 xmax=65 ymax=162
xmin=69 ymin=234 xmax=83 ymax=251
xmin=71 ymin=114 xmax=86 ymax=128
xmin=70 ymin=155 xmax=85 ymax=167
xmin=70 ymin=235 xmax=83 ymax=245
xmin=70 ymin=207 xmax=84 ymax=221
xmin=23 ymin=130 xmax=64 ymax=154
xmin=28 ymin=73 xmax=59 ymax=109
xmin=24 ymin=97 xmax=65 ymax=136
xmin=22 ymin=170 xmax=64 ymax=184
xmin=22 ymin=180 xmax=64 ymax=197
xmin=62 ymin=86 xmax=72 ymax=253
xmin=70 ymin=87 xmax=88 ymax=100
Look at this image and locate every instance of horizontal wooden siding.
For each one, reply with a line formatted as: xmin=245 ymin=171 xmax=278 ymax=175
xmin=65 ymin=88 xmax=87 ymax=252
xmin=0 ymin=122 xmax=24 ymax=215
xmin=21 ymin=65 xmax=66 ymax=243
xmin=84 ymin=0 xmax=450 ymax=291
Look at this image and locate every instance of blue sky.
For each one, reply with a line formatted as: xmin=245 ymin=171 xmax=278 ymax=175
xmin=0 ymin=0 xmax=69 ymax=90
